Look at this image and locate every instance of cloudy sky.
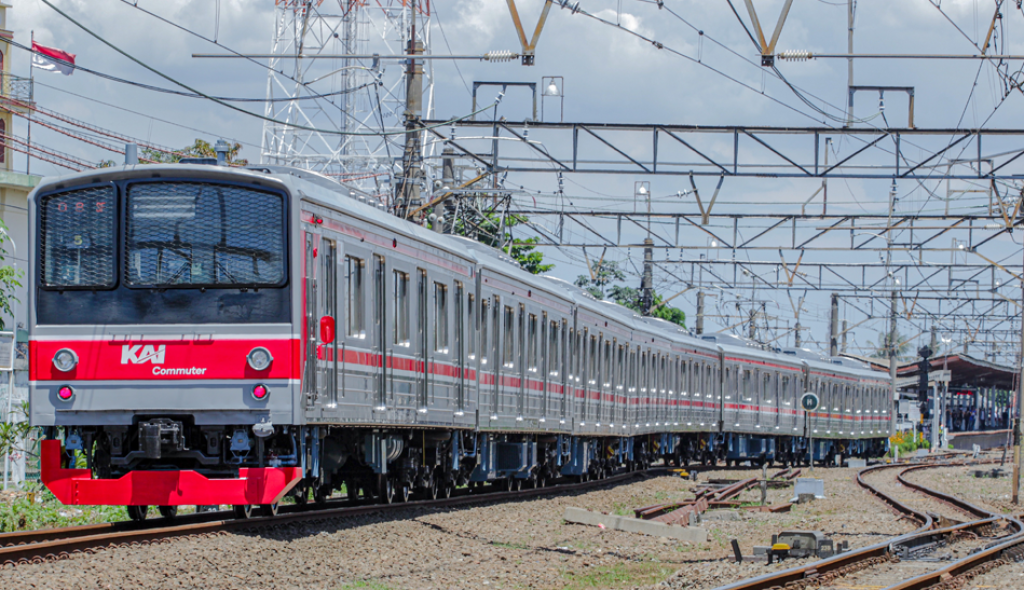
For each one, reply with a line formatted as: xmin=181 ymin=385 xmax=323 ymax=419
xmin=8 ymin=0 xmax=1024 ymax=357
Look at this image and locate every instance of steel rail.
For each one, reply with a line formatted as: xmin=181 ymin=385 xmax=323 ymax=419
xmin=712 ymin=459 xmax=1016 ymax=590
xmin=0 ymin=468 xmax=657 ymax=567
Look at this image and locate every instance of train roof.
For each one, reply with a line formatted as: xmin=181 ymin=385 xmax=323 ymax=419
xmin=29 ymin=163 xmax=889 ymax=383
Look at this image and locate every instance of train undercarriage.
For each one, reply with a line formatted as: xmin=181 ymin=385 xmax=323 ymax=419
xmin=41 ymin=421 xmax=886 ymax=521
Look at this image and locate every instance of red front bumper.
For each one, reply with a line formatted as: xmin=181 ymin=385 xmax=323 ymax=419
xmin=41 ymin=439 xmax=303 ymax=506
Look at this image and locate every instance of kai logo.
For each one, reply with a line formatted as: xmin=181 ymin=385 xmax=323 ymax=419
xmin=121 ymin=344 xmax=166 ymax=365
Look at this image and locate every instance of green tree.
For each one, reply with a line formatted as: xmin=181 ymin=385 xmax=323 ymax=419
xmin=870 ymin=329 xmax=913 ymax=360
xmin=142 ymin=139 xmax=248 ymax=166
xmin=0 ymin=219 xmax=21 ymax=330
xmin=574 ymin=259 xmax=626 ymax=299
xmin=469 ymin=213 xmax=553 ymax=275
xmin=607 ymin=285 xmax=687 ymax=329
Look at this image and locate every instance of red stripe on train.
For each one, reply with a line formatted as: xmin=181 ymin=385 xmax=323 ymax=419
xmin=30 ymin=339 xmax=301 ymax=381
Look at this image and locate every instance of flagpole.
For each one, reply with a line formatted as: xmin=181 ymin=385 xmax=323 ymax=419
xmin=27 ymin=31 xmax=32 ymax=176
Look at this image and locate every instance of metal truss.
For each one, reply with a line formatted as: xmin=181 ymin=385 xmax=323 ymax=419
xmin=261 ymin=0 xmax=432 ymax=198
xmin=410 ymin=118 xmax=1024 ymax=365
xmin=420 ymin=120 xmax=1024 ymax=181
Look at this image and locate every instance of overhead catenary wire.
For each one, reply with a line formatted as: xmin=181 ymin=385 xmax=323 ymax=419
xmin=39 ymin=0 xmax=499 ymax=137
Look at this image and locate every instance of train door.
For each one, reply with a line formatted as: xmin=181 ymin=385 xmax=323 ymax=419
xmin=302 ymin=232 xmax=318 ymax=409
xmin=416 ymin=268 xmax=429 ymax=412
xmin=316 ymin=239 xmax=338 ymax=407
xmin=454 ymin=282 xmax=465 ymax=415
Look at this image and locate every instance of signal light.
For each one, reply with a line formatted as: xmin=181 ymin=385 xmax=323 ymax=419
xmin=252 ymin=384 xmax=270 ymax=400
xmin=57 ymin=385 xmax=74 ymax=402
xmin=247 ymin=347 xmax=273 ymax=371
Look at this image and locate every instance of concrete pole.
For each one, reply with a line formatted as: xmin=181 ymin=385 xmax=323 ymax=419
xmin=398 ymin=10 xmax=424 ymax=221
xmin=889 ymin=291 xmax=898 ymax=438
xmin=1016 ymin=256 xmax=1022 ymax=502
xmin=841 ymin=319 xmax=848 ymax=353
xmin=641 ymin=237 xmax=654 ymax=315
xmin=829 ymin=293 xmax=839 ymax=356
xmin=696 ymin=292 xmax=705 ymax=335
xmin=749 ymin=309 xmax=757 ymax=340
xmin=845 ymin=0 xmax=855 ymax=127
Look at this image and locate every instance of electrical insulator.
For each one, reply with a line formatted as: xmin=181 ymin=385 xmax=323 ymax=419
xmin=483 ymin=50 xmax=516 ymax=62
xmin=778 ymin=50 xmax=813 ymax=62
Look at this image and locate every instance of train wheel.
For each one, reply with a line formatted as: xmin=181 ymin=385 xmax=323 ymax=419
xmin=294 ymin=484 xmax=309 ymax=505
xmin=346 ymin=480 xmax=359 ymax=501
xmin=514 ymin=478 xmax=522 ymax=491
xmin=233 ymin=505 xmax=253 ymax=519
xmin=398 ymin=484 xmax=411 ymax=503
xmin=127 ymin=505 xmax=149 ymax=522
xmin=505 ymin=478 xmax=515 ymax=492
xmin=314 ymin=486 xmax=329 ymax=505
xmin=442 ymin=481 xmax=454 ymax=498
xmin=378 ymin=476 xmax=395 ymax=504
xmin=157 ymin=506 xmax=178 ymax=519
xmin=260 ymin=503 xmax=279 ymax=517
xmin=537 ymin=476 xmax=546 ymax=488
xmin=427 ymin=475 xmax=439 ymax=500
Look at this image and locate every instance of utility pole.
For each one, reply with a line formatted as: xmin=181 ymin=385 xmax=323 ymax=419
xmin=749 ymin=309 xmax=757 ymax=340
xmin=845 ymin=0 xmax=855 ymax=127
xmin=696 ymin=291 xmax=705 ymax=335
xmin=641 ymin=238 xmax=654 ymax=315
xmin=398 ymin=5 xmax=424 ymax=221
xmin=795 ymin=322 xmax=801 ymax=348
xmin=830 ymin=292 xmax=839 ymax=356
xmin=1014 ymin=241 xmax=1023 ymax=504
xmin=841 ymin=319 xmax=848 ymax=353
xmin=889 ymin=291 xmax=898 ymax=438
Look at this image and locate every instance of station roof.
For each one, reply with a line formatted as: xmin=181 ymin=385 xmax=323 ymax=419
xmin=897 ymin=353 xmax=1017 ymax=391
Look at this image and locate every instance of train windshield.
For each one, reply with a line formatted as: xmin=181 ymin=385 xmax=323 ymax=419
xmin=125 ymin=182 xmax=285 ymax=288
xmin=40 ymin=186 xmax=117 ymax=288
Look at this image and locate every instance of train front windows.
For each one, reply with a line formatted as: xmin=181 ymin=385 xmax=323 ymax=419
xmin=40 ymin=185 xmax=116 ymax=288
xmin=434 ymin=282 xmax=449 ymax=353
xmin=393 ymin=271 xmax=410 ymax=346
xmin=346 ymin=256 xmax=365 ymax=338
xmin=125 ymin=182 xmax=285 ymax=287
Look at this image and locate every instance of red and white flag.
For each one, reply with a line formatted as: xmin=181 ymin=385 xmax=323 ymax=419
xmin=32 ymin=41 xmax=75 ymax=76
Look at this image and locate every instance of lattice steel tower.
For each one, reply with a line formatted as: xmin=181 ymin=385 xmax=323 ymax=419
xmin=260 ymin=1 xmax=433 ymax=204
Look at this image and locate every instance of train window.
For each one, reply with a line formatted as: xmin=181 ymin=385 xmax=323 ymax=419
xmin=503 ymin=305 xmax=515 ymax=368
xmin=124 ymin=182 xmax=285 ymax=287
xmin=393 ymin=271 xmax=410 ymax=346
xmin=345 ymin=256 xmax=365 ymax=338
xmin=680 ymin=360 xmax=688 ymax=396
xmin=603 ymin=340 xmax=612 ymax=388
xmin=480 ymin=298 xmax=489 ymax=365
xmin=588 ymin=335 xmax=598 ymax=386
xmin=616 ymin=345 xmax=625 ymax=391
xmin=640 ymin=351 xmax=647 ymax=393
xmin=528 ymin=314 xmax=539 ymax=372
xmin=433 ymin=282 xmax=449 ymax=353
xmin=40 ymin=185 xmax=117 ymax=288
xmin=493 ymin=298 xmax=501 ymax=369
xmin=467 ymin=295 xmax=476 ymax=359
xmin=548 ymin=320 xmax=560 ymax=377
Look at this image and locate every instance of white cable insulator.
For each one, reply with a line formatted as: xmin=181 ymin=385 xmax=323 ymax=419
xmin=484 ymin=50 xmax=516 ymax=62
xmin=778 ymin=50 xmax=813 ymax=62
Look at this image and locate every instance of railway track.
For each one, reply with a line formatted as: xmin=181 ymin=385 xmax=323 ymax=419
xmin=0 ymin=468 xmax=658 ymax=567
xmin=716 ymin=459 xmax=1023 ymax=590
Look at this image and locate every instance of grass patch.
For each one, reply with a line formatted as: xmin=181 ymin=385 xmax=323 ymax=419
xmin=337 ymin=581 xmax=395 ymax=590
xmin=493 ymin=540 xmax=532 ymax=550
xmin=611 ymin=502 xmax=635 ymax=517
xmin=0 ymin=483 xmax=127 ymax=532
xmin=560 ymin=563 xmax=674 ymax=589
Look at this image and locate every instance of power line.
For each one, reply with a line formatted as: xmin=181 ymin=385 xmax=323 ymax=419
xmin=40 ymin=0 xmax=498 ymax=137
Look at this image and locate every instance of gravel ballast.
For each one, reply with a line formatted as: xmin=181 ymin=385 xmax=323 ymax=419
xmin=0 ymin=466 xmax=943 ymax=590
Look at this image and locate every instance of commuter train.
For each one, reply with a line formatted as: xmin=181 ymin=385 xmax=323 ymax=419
xmin=27 ymin=162 xmax=891 ymax=520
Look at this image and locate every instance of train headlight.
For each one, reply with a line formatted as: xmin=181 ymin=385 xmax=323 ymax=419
xmin=247 ymin=347 xmax=273 ymax=371
xmin=57 ymin=385 xmax=74 ymax=402
xmin=53 ymin=348 xmax=79 ymax=372
xmin=252 ymin=384 xmax=270 ymax=401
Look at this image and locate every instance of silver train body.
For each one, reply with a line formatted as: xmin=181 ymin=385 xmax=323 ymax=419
xmin=28 ymin=163 xmax=891 ymax=509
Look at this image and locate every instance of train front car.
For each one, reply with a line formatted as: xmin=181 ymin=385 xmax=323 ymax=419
xmin=28 ymin=165 xmax=300 ymax=519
